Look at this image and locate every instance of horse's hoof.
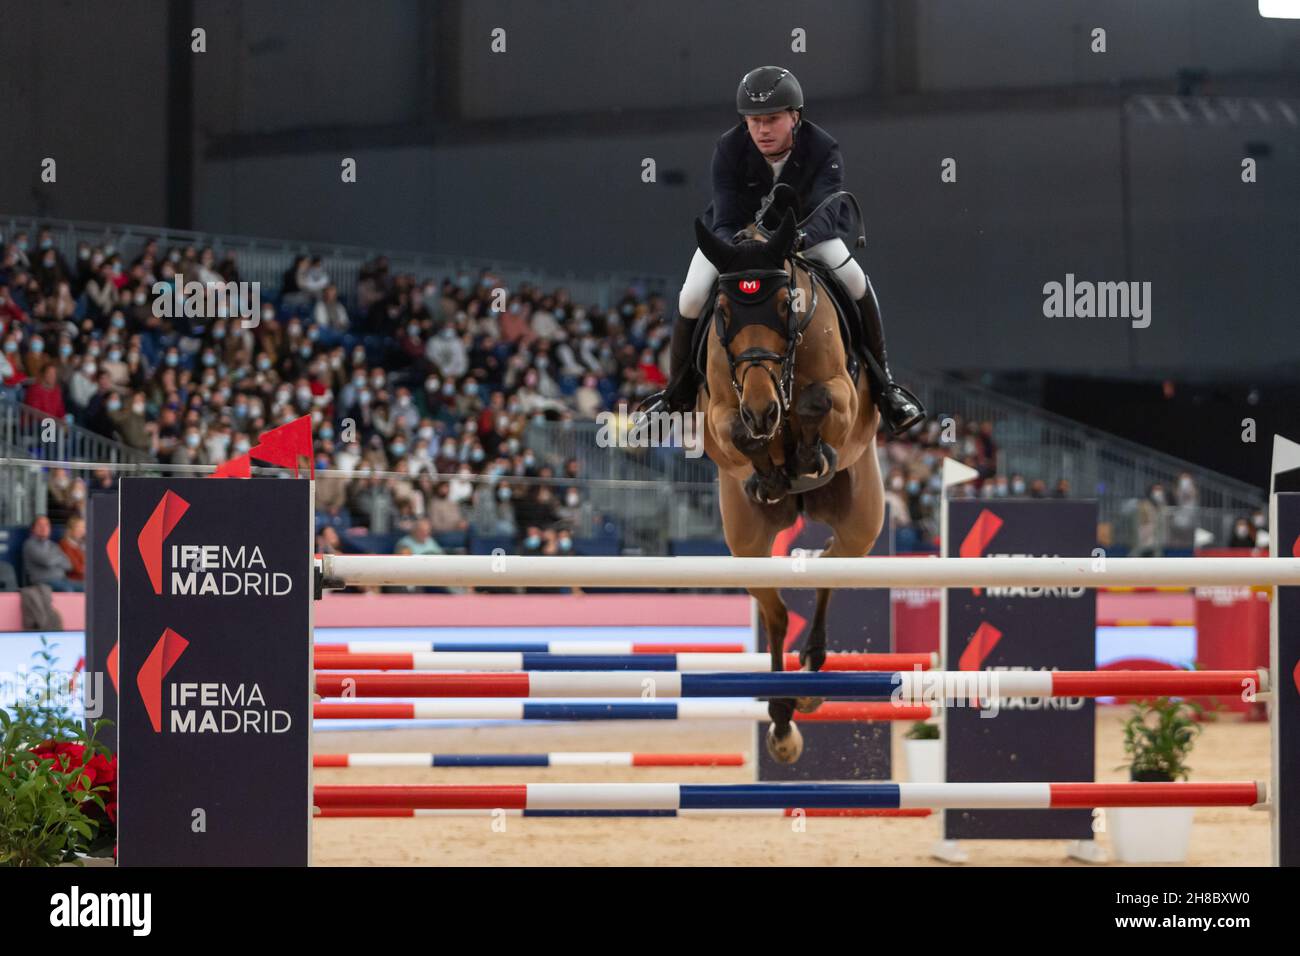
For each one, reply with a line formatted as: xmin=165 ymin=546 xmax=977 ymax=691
xmin=794 ymin=696 xmax=824 ymax=714
xmin=766 ymin=723 xmax=804 ymax=764
xmin=744 ymin=472 xmax=787 ymax=506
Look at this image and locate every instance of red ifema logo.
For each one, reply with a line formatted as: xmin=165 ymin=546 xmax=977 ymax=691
xmin=136 ymin=628 xmax=189 ymax=733
xmin=958 ymin=621 xmax=1004 ymax=671
xmin=958 ymin=509 xmax=1004 ymax=596
xmin=136 ymin=491 xmax=191 ymax=594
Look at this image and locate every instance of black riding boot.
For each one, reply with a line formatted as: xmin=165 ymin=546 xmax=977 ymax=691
xmin=640 ymin=312 xmax=701 ymax=415
xmin=855 ymin=277 xmax=925 ymax=434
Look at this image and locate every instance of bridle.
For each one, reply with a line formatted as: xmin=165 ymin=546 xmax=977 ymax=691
xmin=713 ymin=261 xmax=818 ymax=415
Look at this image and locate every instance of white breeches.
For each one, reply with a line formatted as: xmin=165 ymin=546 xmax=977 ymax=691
xmin=677 ymin=238 xmax=866 ymax=319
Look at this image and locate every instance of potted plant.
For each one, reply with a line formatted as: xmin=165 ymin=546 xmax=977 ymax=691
xmin=1109 ymin=696 xmax=1202 ymax=863
xmin=903 ymin=719 xmax=943 ymax=783
xmin=1 ymin=640 xmax=116 ymax=867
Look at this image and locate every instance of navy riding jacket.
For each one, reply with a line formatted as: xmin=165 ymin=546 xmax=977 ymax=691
xmin=701 ymin=119 xmax=855 ymax=248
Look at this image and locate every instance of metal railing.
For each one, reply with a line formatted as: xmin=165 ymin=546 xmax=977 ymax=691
xmin=904 ymin=369 xmax=1265 ymax=529
xmin=522 ymin=368 xmax=1264 ymax=552
xmin=0 ymin=397 xmax=153 ymax=524
xmin=1 ymin=214 xmax=673 ymax=311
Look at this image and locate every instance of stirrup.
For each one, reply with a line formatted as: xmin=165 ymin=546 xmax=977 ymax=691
xmin=881 ymin=383 xmax=926 ymax=435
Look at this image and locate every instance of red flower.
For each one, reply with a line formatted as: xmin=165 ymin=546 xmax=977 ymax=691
xmin=28 ymin=739 xmax=117 ymax=823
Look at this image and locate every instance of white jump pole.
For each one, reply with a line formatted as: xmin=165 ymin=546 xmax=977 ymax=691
xmin=321 ymin=554 xmax=1300 ymax=590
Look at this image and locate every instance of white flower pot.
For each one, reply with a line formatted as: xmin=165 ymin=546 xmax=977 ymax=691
xmin=1107 ymin=806 xmax=1195 ymax=863
xmin=904 ymin=738 xmax=944 ymax=783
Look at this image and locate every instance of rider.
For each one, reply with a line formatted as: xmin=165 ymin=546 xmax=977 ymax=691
xmin=646 ymin=65 xmax=924 ymax=434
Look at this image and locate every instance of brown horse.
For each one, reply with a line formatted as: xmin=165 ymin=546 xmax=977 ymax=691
xmin=695 ymin=211 xmax=885 ymax=763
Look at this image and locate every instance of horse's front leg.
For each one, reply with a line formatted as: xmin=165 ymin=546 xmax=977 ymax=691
xmin=726 ymin=412 xmax=790 ymax=505
xmin=792 ymin=377 xmax=856 ymax=477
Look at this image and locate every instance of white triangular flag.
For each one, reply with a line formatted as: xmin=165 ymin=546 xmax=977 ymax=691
xmin=1271 ymin=435 xmax=1300 ymax=482
xmin=942 ymin=457 xmax=980 ymax=489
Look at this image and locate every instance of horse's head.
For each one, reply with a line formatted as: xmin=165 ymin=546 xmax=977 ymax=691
xmin=695 ymin=210 xmax=799 ymax=442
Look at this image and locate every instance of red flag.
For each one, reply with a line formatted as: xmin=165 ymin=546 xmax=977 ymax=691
xmin=210 ymin=454 xmax=252 ymax=479
xmin=250 ymin=415 xmax=314 ymax=477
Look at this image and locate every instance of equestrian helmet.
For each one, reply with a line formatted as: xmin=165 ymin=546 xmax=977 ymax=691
xmin=736 ymin=66 xmax=803 ymax=116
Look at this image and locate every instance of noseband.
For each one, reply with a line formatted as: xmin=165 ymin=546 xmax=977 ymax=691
xmin=714 ymin=264 xmax=818 ymax=412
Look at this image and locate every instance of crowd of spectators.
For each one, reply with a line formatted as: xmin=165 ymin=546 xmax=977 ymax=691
xmin=0 ymin=226 xmax=1254 ymax=570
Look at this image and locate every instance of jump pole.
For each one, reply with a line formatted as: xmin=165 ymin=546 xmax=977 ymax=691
xmin=313 ymin=752 xmax=746 ymax=768
xmin=311 ymin=701 xmax=932 ymax=721
xmin=314 ymin=807 xmax=933 ymax=819
xmin=312 ymin=669 xmax=1265 ymax=700
xmin=312 ymin=781 xmax=1267 ymax=812
xmin=320 ymin=554 xmax=1300 ymax=590
xmin=312 ymin=651 xmax=937 ymax=672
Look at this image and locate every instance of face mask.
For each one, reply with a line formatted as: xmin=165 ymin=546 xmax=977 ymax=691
xmin=132 ymin=402 xmax=145 ymax=415
xmin=418 ymin=426 xmax=434 ymax=441
xmin=523 ymin=455 xmax=536 ymax=469
xmin=30 ymin=339 xmax=44 ymax=353
xmin=352 ymin=375 xmax=365 ymax=388
xmin=566 ymin=492 xmax=580 ymax=507
xmin=83 ymin=363 xmax=97 ymax=376
xmin=558 ymin=537 xmax=573 ymax=552
xmin=296 ymin=388 xmax=312 ymax=404
xmin=186 ymin=434 xmax=200 ymax=448
xmin=257 ymin=357 xmax=271 ymax=371
xmin=203 ymin=353 xmax=216 ymax=367
xmin=397 ymin=396 xmax=411 ymax=408
xmin=391 ymin=444 xmax=406 ymax=456
xmin=112 ymin=315 xmax=127 ymax=329
xmin=111 ymin=263 xmax=122 ymax=275
xmin=107 ymin=399 xmax=121 ymax=412
xmin=167 ymin=354 xmax=180 ymax=367
xmin=470 ymin=448 xmax=484 ymax=462
xmin=1012 ymin=480 xmax=1026 ymax=495
xmin=108 ymin=351 xmax=122 ymax=363
xmin=169 ymin=251 xmax=181 ymax=264
xmin=78 ymin=248 xmax=90 ymax=260
xmin=407 ymin=324 xmax=419 ymax=337
xmin=1 ymin=342 xmax=13 ymax=354
xmin=214 ymin=327 xmax=226 ymax=340
xmin=441 ymin=443 xmax=456 ymax=457
xmin=59 ymin=344 xmax=72 ymax=357
xmin=235 ymin=440 xmax=250 ymax=454
xmin=134 ymin=292 xmax=146 ymax=305
xmin=524 ymin=534 xmax=541 ymax=549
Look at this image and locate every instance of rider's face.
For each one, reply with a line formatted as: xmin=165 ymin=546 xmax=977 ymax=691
xmin=744 ymin=110 xmax=798 ymax=158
